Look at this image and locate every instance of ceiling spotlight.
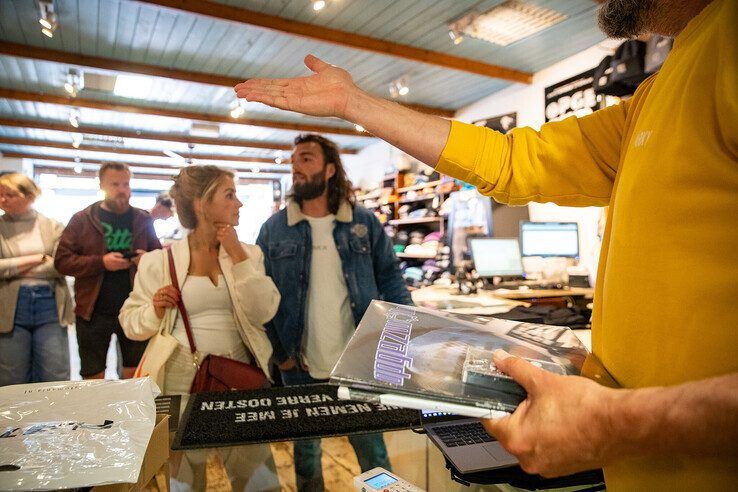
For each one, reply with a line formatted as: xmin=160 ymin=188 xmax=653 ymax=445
xmin=354 ymin=124 xmax=365 ymax=132
xmin=68 ymin=109 xmax=80 ymax=128
xmin=388 ymin=76 xmax=410 ymax=99
xmin=64 ymin=68 xmax=84 ymax=97
xmin=312 ymin=1 xmax=326 ymax=11
xmin=275 ymin=157 xmax=282 ymax=164
xmin=448 ymin=28 xmax=464 ymax=45
xmin=71 ymin=133 xmax=83 ymax=149
xmin=73 ymin=164 xmax=83 ymax=174
xmin=251 ymin=166 xmax=261 ymax=173
xmin=230 ymin=99 xmax=246 ymax=119
xmin=38 ymin=1 xmax=58 ymax=38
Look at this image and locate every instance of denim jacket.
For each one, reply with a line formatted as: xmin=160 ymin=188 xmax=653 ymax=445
xmin=256 ymin=200 xmax=412 ymax=365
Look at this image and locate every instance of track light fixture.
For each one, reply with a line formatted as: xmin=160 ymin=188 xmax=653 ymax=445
xmin=230 ymin=98 xmax=246 ymax=119
xmin=388 ymin=76 xmax=410 ymax=99
xmin=312 ymin=1 xmax=326 ymax=12
xmin=64 ymin=68 xmax=84 ymax=97
xmin=71 ymin=132 xmax=83 ymax=149
xmin=38 ymin=1 xmax=58 ymax=38
xmin=68 ymin=108 xmax=80 ymax=128
xmin=448 ymin=28 xmax=464 ymax=45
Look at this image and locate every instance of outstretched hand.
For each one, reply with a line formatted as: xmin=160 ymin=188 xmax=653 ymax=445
xmin=234 ymin=54 xmax=357 ymax=119
xmin=482 ymin=350 xmax=620 ymax=477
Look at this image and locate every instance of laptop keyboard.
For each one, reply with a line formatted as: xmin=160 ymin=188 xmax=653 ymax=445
xmin=433 ymin=422 xmax=495 ymax=447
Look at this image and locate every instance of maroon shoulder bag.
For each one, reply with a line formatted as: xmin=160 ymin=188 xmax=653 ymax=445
xmin=167 ymin=247 xmax=269 ymax=393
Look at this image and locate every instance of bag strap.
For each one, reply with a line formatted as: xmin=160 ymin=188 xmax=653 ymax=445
xmin=167 ymin=247 xmax=198 ymax=354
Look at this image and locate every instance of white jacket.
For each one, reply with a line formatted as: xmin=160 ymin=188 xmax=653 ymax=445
xmin=118 ymin=237 xmax=279 ymax=378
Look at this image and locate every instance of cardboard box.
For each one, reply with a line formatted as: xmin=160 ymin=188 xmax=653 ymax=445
xmin=93 ymin=414 xmax=170 ymax=492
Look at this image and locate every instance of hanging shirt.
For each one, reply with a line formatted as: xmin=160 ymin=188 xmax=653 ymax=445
xmin=301 ymin=214 xmax=355 ymax=379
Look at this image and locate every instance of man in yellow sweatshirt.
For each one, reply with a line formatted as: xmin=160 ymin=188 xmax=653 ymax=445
xmin=236 ymin=0 xmax=737 ymax=489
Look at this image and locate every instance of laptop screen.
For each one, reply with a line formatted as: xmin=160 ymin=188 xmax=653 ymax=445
xmin=469 ymin=238 xmax=524 ymax=278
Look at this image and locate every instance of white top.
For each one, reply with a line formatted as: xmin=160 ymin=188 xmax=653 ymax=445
xmin=302 ymin=214 xmax=355 ymax=379
xmin=173 ymin=274 xmax=249 ymax=361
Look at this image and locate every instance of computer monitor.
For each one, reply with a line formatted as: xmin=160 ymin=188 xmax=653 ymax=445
xmin=520 ymin=221 xmax=579 ymax=258
xmin=469 ymin=238 xmax=524 ymax=278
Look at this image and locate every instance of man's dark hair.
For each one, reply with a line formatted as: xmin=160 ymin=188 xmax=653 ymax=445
xmin=293 ymin=134 xmax=355 ymax=214
xmin=156 ymin=192 xmax=173 ymax=209
xmin=98 ymin=162 xmax=131 ymax=180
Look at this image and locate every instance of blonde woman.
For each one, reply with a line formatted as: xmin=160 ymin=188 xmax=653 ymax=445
xmin=119 ymin=165 xmax=280 ymax=491
xmin=0 ymin=173 xmax=74 ymax=386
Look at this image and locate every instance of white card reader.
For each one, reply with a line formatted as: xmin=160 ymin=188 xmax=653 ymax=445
xmin=353 ymin=467 xmax=424 ymax=492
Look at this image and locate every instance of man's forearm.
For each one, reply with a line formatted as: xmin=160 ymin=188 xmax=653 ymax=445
xmin=345 ymin=89 xmax=451 ymax=168
xmin=607 ymin=372 xmax=738 ymax=461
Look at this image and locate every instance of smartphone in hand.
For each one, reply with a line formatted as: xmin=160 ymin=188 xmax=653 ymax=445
xmin=120 ymin=250 xmax=139 ymax=259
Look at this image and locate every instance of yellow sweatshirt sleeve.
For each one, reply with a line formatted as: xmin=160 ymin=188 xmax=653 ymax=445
xmin=436 ymin=100 xmax=630 ymax=207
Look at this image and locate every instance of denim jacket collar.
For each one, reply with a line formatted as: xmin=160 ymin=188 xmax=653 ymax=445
xmin=286 ymin=199 xmax=353 ymax=227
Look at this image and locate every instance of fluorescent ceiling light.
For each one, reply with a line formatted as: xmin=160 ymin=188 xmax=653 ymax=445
xmin=113 ymin=75 xmax=154 ymax=99
xmin=450 ymin=0 xmax=566 ymax=47
xmin=190 ymin=122 xmax=220 ymax=138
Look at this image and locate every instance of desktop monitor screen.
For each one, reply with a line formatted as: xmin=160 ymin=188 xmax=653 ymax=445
xmin=520 ymin=222 xmax=579 ymax=258
xmin=469 ymin=238 xmax=524 ymax=277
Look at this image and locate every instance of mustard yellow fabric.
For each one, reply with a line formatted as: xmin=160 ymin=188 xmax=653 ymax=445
xmin=436 ymin=0 xmax=738 ymax=489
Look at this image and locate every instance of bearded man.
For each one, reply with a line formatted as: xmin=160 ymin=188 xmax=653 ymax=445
xmin=256 ymin=134 xmax=412 ymax=491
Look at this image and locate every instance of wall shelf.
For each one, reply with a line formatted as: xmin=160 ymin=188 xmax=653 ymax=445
xmin=388 ymin=217 xmax=443 ymax=226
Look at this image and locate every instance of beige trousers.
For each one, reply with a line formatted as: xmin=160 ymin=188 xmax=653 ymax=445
xmin=164 ymin=344 xmax=280 ymax=491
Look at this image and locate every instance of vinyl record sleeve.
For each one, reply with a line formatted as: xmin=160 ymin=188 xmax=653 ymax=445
xmin=330 ymin=301 xmax=589 ymax=414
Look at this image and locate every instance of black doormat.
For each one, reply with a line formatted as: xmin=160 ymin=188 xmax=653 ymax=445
xmin=172 ymin=384 xmax=421 ymax=450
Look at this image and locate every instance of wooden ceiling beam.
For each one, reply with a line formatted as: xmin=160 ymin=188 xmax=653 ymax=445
xmin=0 ymin=116 xmax=303 ymax=156
xmin=0 ymin=41 xmax=454 ymax=118
xmin=34 ymin=164 xmax=277 ymax=183
xmin=140 ymin=0 xmax=532 ymax=84
xmin=0 ymin=87 xmax=366 ymax=138
xmin=1 ymin=151 xmax=289 ymax=175
xmin=0 ymin=136 xmax=291 ymax=167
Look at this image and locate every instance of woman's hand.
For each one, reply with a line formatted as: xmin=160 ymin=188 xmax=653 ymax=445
xmin=153 ymin=285 xmax=179 ymax=319
xmin=215 ymin=222 xmax=247 ymax=263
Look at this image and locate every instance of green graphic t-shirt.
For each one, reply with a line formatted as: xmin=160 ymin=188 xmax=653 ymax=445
xmin=95 ymin=206 xmax=134 ymax=314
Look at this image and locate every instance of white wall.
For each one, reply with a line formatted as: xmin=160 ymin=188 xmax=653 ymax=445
xmin=342 ymin=140 xmax=395 ymax=190
xmin=0 ymin=157 xmax=32 ymax=175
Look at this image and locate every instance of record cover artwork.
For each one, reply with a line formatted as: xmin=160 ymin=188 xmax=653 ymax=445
xmin=330 ymin=301 xmax=588 ymax=413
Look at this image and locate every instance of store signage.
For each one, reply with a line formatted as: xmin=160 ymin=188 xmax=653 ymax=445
xmin=172 ymin=383 xmax=420 ymax=449
xmin=472 ymin=112 xmax=517 ymax=133
xmin=544 ymin=69 xmax=598 ymax=122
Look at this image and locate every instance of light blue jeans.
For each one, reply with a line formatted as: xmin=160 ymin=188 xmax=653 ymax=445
xmin=0 ymin=284 xmax=69 ymax=386
xmin=280 ymin=367 xmax=391 ymax=492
